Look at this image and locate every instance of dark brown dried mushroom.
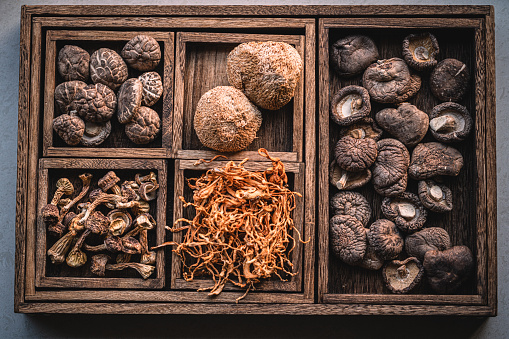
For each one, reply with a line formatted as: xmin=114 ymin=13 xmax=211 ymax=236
xmin=80 ymin=120 xmax=111 ymax=147
xmin=330 ymin=35 xmax=379 ymax=77
xmin=430 ymin=58 xmax=470 ymax=102
xmin=329 ymin=214 xmax=367 ymax=265
xmin=339 ymin=117 xmax=383 ymax=141
xmin=73 ymin=83 xmax=117 ymax=123
xmin=334 ymin=136 xmax=377 ymax=172
xmin=363 ymin=58 xmax=421 ymax=104
xmin=90 ymin=48 xmax=128 ymax=90
xmin=53 ymin=111 xmax=85 ymax=146
xmin=358 ymin=243 xmax=384 ymax=271
xmin=423 ymin=245 xmax=474 ymax=294
xmin=227 ymin=41 xmax=303 ymax=110
xmin=405 ymin=227 xmax=451 ymax=261
xmin=57 ymin=45 xmax=90 ymax=82
xmin=90 ymin=254 xmax=110 ymax=277
xmin=42 ymin=178 xmax=74 ymax=229
xmin=329 ymin=160 xmax=371 ymax=191
xmin=122 ymin=35 xmax=161 ymax=71
xmin=402 ymin=33 xmax=439 ymax=71
xmin=106 ymin=262 xmax=155 ymax=279
xmin=429 ymin=102 xmax=473 ymax=143
xmin=367 ymin=219 xmax=404 ymax=260
xmin=107 ymin=209 xmax=133 ymax=236
xmin=193 ymin=86 xmax=262 ymax=152
xmin=383 ymin=257 xmax=424 ymax=294
xmin=98 ymin=171 xmax=121 ymax=195
xmin=330 ymin=86 xmax=371 ymax=126
xmin=117 ymin=78 xmax=143 ymax=124
xmin=125 ymin=106 xmax=161 ymax=144
xmin=139 ymin=71 xmax=163 ymax=106
xmin=417 ymin=180 xmax=453 ymax=213
xmin=121 ymin=236 xmax=142 ymax=254
xmin=54 ymin=80 xmax=87 ymax=114
xmin=375 ymin=103 xmax=429 ymax=147
xmin=381 ymin=192 xmax=427 ymax=233
xmin=372 ymin=138 xmax=410 ymax=197
xmin=408 ymin=142 xmax=464 ymax=180
xmin=138 ymin=182 xmax=159 ymax=201
xmin=330 ymin=191 xmax=371 ymax=227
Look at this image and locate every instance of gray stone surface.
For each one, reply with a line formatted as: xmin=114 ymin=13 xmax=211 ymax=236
xmin=0 ymin=0 xmax=507 ymax=337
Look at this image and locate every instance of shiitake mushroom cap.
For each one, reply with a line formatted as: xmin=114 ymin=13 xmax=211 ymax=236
xmin=429 ymin=102 xmax=473 ymax=143
xmin=402 ymin=33 xmax=440 ymax=71
xmin=330 ymin=35 xmax=379 ymax=77
xmin=430 ymin=58 xmax=470 ymax=102
xmin=330 ymin=85 xmax=371 ymax=126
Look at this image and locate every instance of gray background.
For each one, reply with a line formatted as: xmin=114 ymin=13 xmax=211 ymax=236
xmin=0 ymin=0 xmax=507 ymax=338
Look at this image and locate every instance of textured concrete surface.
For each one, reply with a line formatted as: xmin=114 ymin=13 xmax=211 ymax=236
xmin=0 ymin=0 xmax=507 ymax=338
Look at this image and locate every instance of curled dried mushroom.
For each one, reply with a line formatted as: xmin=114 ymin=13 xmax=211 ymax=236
xmin=139 ymin=71 xmax=163 ymax=106
xmin=330 ymin=85 xmax=371 ymax=126
xmin=73 ymin=83 xmax=117 ymax=123
xmin=339 ymin=117 xmax=383 ymax=141
xmin=430 ymin=58 xmax=470 ymax=102
xmin=383 ymin=257 xmax=424 ymax=294
xmin=122 ymin=35 xmax=161 ymax=71
xmin=57 ymin=45 xmax=90 ymax=82
xmin=53 ymin=111 xmax=85 ymax=146
xmin=405 ymin=227 xmax=451 ymax=261
xmin=381 ymin=192 xmax=427 ymax=233
xmin=429 ymin=102 xmax=472 ymax=143
xmin=402 ymin=33 xmax=439 ymax=71
xmin=54 ymin=80 xmax=87 ymax=114
xmin=330 ymin=191 xmax=371 ymax=227
xmin=90 ymin=48 xmax=128 ymax=90
xmin=334 ymin=136 xmax=377 ymax=172
xmin=125 ymin=106 xmax=161 ymax=144
xmin=408 ymin=142 xmax=464 ymax=180
xmin=117 ymin=78 xmax=143 ymax=124
xmin=417 ymin=180 xmax=453 ymax=213
xmin=367 ymin=219 xmax=404 ymax=260
xmin=372 ymin=138 xmax=410 ymax=197
xmin=330 ymin=214 xmax=367 ymax=265
xmin=330 ymin=35 xmax=379 ymax=77
xmin=329 ymin=160 xmax=371 ymax=191
xmin=80 ymin=120 xmax=111 ymax=147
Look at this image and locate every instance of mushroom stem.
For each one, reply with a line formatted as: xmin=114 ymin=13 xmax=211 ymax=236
xmin=397 ymin=203 xmax=416 ymax=220
xmin=429 ymin=185 xmax=444 ymax=201
xmin=397 ymin=265 xmax=409 ymax=279
xmin=60 ymin=173 xmax=92 ymax=216
xmin=50 ymin=186 xmax=67 ymax=205
xmin=105 ymin=263 xmax=155 ymax=279
xmin=350 ymin=128 xmax=366 ymax=139
xmin=78 ymin=193 xmax=122 ymax=225
xmin=430 ymin=115 xmax=457 ymax=133
xmin=47 ymin=230 xmax=76 ymax=264
xmin=338 ymin=172 xmax=349 ymax=189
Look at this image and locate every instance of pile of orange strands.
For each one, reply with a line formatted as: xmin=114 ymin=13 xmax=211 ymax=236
xmin=156 ymin=149 xmax=302 ymax=301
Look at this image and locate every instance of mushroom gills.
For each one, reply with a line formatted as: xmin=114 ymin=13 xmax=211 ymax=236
xmin=429 ymin=111 xmax=465 ymax=133
xmin=413 ymin=46 xmax=429 ymax=61
xmin=409 ymin=36 xmax=436 ymax=61
xmin=338 ymin=94 xmax=362 ymax=118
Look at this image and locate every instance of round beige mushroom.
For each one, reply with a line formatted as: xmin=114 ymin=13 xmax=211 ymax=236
xmin=90 ymin=48 xmax=128 ymax=90
xmin=54 ymin=80 xmax=87 ymax=114
xmin=125 ymin=106 xmax=161 ymax=144
xmin=122 ymin=35 xmax=161 ymax=71
xmin=138 ymin=71 xmax=163 ymax=106
xmin=58 ymin=45 xmax=90 ymax=82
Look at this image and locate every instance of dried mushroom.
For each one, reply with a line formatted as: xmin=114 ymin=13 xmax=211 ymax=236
xmin=372 ymin=138 xmax=410 ymax=197
xmin=329 ymin=160 xmax=371 ymax=191
xmin=330 ymin=35 xmax=379 ymax=77
xmin=54 ymin=80 xmax=87 ymax=114
xmin=330 ymin=86 xmax=371 ymax=126
xmin=430 ymin=58 xmax=470 ymax=102
xmin=402 ymin=33 xmax=439 ymax=71
xmin=423 ymin=246 xmax=474 ymax=294
xmin=57 ymin=45 xmax=90 ymax=82
xmin=408 ymin=142 xmax=464 ymax=180
xmin=329 ymin=215 xmax=367 ymax=265
xmin=417 ymin=180 xmax=453 ymax=212
xmin=334 ymin=136 xmax=377 ymax=172
xmin=107 ymin=209 xmax=132 ymax=236
xmin=53 ymin=111 xmax=85 ymax=146
xmin=383 ymin=257 xmax=424 ymax=294
xmin=227 ymin=41 xmax=303 ymax=110
xmin=381 ymin=192 xmax=427 ymax=233
xmin=367 ymin=219 xmax=404 ymax=260
xmin=73 ymin=83 xmax=117 ymax=123
xmin=330 ymin=191 xmax=371 ymax=227
xmin=90 ymin=48 xmax=128 ymax=90
xmin=375 ymin=103 xmax=429 ymax=147
xmin=405 ymin=227 xmax=451 ymax=261
xmin=80 ymin=120 xmax=111 ymax=147
xmin=429 ymin=102 xmax=473 ymax=143
xmin=138 ymin=71 xmax=163 ymax=106
xmin=42 ymin=178 xmax=74 ymax=233
xmin=122 ymin=35 xmax=161 ymax=71
xmin=339 ymin=117 xmax=383 ymax=141
xmin=358 ymin=243 xmax=384 ymax=271
xmin=193 ymin=86 xmax=262 ymax=152
xmin=363 ymin=58 xmax=421 ymax=104
xmin=125 ymin=106 xmax=161 ymax=144
xmin=90 ymin=254 xmax=110 ymax=277
xmin=117 ymin=78 xmax=143 ymax=124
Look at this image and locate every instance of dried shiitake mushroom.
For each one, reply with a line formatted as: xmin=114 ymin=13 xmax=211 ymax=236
xmin=193 ymin=86 xmax=262 ymax=152
xmin=53 ymin=111 xmax=85 ymax=146
xmin=57 ymin=45 xmax=90 ymax=82
xmin=54 ymin=80 xmax=87 ymax=114
xmin=405 ymin=227 xmax=451 ymax=261
xmin=80 ymin=120 xmax=111 ymax=147
xmin=122 ymin=35 xmax=161 ymax=71
xmin=138 ymin=71 xmax=163 ymax=106
xmin=381 ymin=192 xmax=427 ymax=233
xmin=429 ymin=102 xmax=473 ymax=143
xmin=383 ymin=257 xmax=424 ymax=294
xmin=334 ymin=136 xmax=378 ymax=172
xmin=363 ymin=58 xmax=421 ymax=104
xmin=329 ymin=160 xmax=371 ymax=191
xmin=339 ymin=117 xmax=383 ymax=141
xmin=330 ymin=86 xmax=371 ymax=126
xmin=329 ymin=215 xmax=367 ymax=265
xmin=330 ymin=191 xmax=371 ymax=227
xmin=73 ymin=83 xmax=117 ymax=123
xmin=367 ymin=219 xmax=404 ymax=260
xmin=430 ymin=58 xmax=470 ymax=102
xmin=408 ymin=142 xmax=464 ymax=180
xmin=372 ymin=138 xmax=410 ymax=197
xmin=90 ymin=48 xmax=128 ymax=90
xmin=117 ymin=78 xmax=143 ymax=124
xmin=417 ymin=180 xmax=453 ymax=212
xmin=402 ymin=33 xmax=439 ymax=71
xmin=330 ymin=35 xmax=379 ymax=77
xmin=375 ymin=103 xmax=429 ymax=147
xmin=125 ymin=106 xmax=161 ymax=144
xmin=358 ymin=243 xmax=384 ymax=271
xmin=227 ymin=41 xmax=303 ymax=110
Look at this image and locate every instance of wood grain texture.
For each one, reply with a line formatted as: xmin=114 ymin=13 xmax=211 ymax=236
xmin=324 ymin=294 xmax=483 ymax=305
xmin=177 ymin=150 xmax=298 ymax=162
xmin=321 ymin=17 xmax=482 ymax=29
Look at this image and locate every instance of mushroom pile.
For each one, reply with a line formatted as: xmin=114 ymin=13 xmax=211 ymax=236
xmin=53 ymin=35 xmax=163 ymax=147
xmin=329 ymin=33 xmax=474 ymax=294
xmin=42 ymin=170 xmax=160 ymax=279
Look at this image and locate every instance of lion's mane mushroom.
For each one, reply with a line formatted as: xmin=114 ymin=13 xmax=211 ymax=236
xmin=125 ymin=106 xmax=161 ymax=144
xmin=408 ymin=142 xmax=464 ymax=180
xmin=418 ymin=180 xmax=453 ymax=212
xmin=57 ymin=45 xmax=90 ymax=82
xmin=339 ymin=117 xmax=383 ymax=141
xmin=329 ymin=160 xmax=371 ymax=191
xmin=122 ymin=35 xmax=161 ymax=71
xmin=226 ymin=41 xmax=303 ymax=110
xmin=381 ymin=192 xmax=427 ymax=233
xmin=375 ymin=103 xmax=429 ymax=148
xmin=330 ymin=35 xmax=379 ymax=77
xmin=139 ymin=71 xmax=163 ymax=106
xmin=54 ymin=80 xmax=87 ymax=114
xmin=423 ymin=245 xmax=474 ymax=294
xmin=405 ymin=227 xmax=451 ymax=261
xmin=430 ymin=58 xmax=470 ymax=102
xmin=90 ymin=48 xmax=128 ymax=90
xmin=363 ymin=58 xmax=421 ymax=104
xmin=330 ymin=191 xmax=371 ymax=227
xmin=117 ymin=78 xmax=143 ymax=124
xmin=383 ymin=257 xmax=424 ymax=294
xmin=53 ymin=111 xmax=85 ymax=146
xmin=367 ymin=219 xmax=404 ymax=260
xmin=402 ymin=33 xmax=440 ymax=71
xmin=372 ymin=138 xmax=410 ymax=197
xmin=334 ymin=136 xmax=378 ymax=172
xmin=73 ymin=83 xmax=117 ymax=123
xmin=429 ymin=102 xmax=473 ymax=143
xmin=330 ymin=86 xmax=371 ymax=126
xmin=329 ymin=214 xmax=367 ymax=265
xmin=193 ymin=86 xmax=262 ymax=152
